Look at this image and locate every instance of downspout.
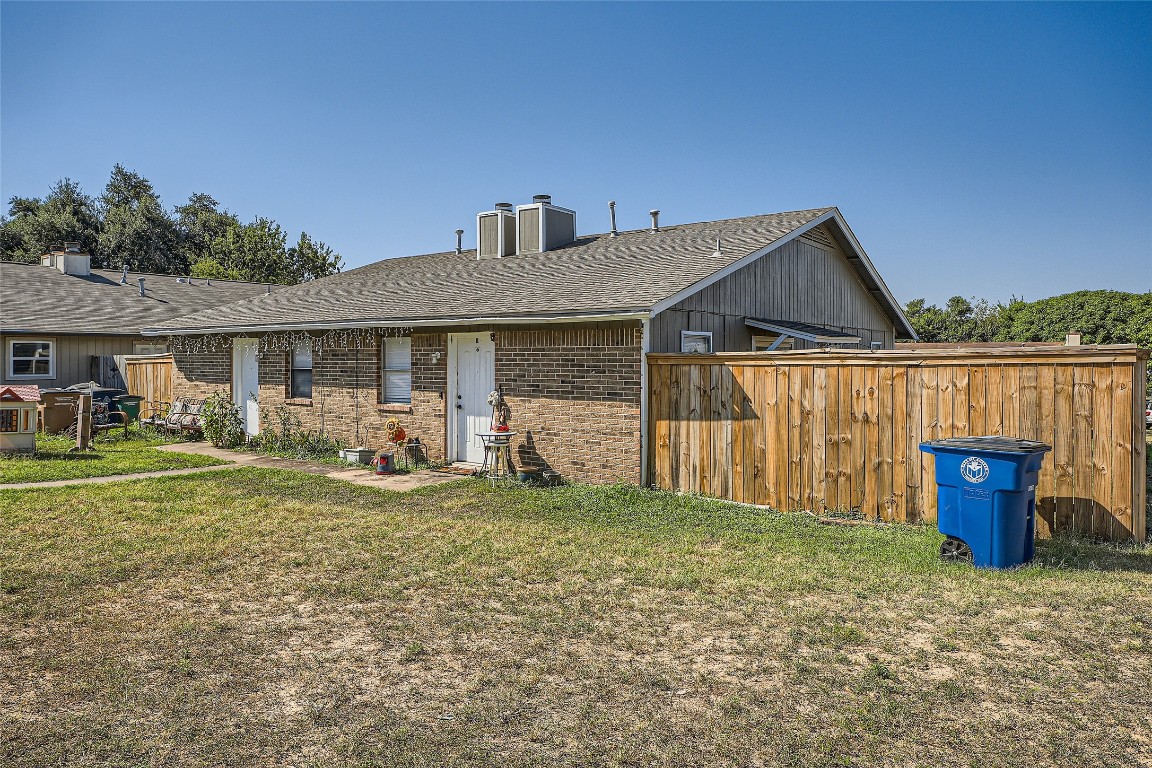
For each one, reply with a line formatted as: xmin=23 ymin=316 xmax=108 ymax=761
xmin=639 ymin=316 xmax=652 ymax=486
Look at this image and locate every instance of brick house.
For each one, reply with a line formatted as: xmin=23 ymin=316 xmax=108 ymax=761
xmin=145 ymin=200 xmax=914 ymax=484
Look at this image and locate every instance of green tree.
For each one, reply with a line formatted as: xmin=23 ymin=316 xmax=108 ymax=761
xmin=286 ymin=232 xmax=342 ymax=282
xmin=207 ymin=217 xmax=291 ymax=283
xmin=176 ymin=193 xmax=241 ymax=273
xmin=98 ymin=164 xmax=182 ymax=273
xmin=903 ymin=296 xmax=1004 ymax=342
xmin=0 ymin=179 xmax=101 ymax=263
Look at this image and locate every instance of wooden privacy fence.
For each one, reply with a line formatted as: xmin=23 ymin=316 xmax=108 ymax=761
xmin=121 ymin=354 xmax=174 ymax=417
xmin=648 ymin=347 xmax=1148 ymax=542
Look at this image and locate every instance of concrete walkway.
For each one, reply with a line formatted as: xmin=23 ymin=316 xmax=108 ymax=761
xmin=0 ymin=444 xmax=468 ymax=491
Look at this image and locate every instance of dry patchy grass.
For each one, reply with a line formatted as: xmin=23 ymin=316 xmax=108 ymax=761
xmin=0 ymin=432 xmax=226 ymax=484
xmin=1 ymin=469 xmax=1150 ymax=767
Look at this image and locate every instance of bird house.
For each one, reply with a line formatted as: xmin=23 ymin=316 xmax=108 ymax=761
xmin=0 ymin=385 xmax=41 ymax=454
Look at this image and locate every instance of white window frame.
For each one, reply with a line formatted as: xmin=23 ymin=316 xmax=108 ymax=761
xmin=680 ymin=330 xmax=713 ymax=354
xmin=289 ymin=341 xmax=313 ymax=400
xmin=381 ymin=336 xmax=412 ymax=405
xmin=752 ymin=333 xmax=793 ymax=352
xmin=133 ymin=343 xmax=168 ymax=355
xmin=7 ymin=338 xmax=55 ymax=379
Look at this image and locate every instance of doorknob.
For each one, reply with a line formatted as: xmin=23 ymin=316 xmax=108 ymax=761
xmin=456 ymin=404 xmax=463 ymax=410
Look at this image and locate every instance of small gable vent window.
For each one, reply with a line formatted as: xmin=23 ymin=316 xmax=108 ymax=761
xmin=681 ymin=331 xmax=712 ymax=354
xmin=290 ymin=342 xmax=313 ymax=399
xmin=382 ymin=336 xmax=412 ymax=404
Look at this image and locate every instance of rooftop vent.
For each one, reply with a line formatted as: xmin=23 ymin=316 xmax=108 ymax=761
xmin=649 ymin=210 xmax=660 ymax=233
xmin=516 ymin=194 xmax=575 ymax=255
xmin=476 ymin=203 xmax=516 ymax=260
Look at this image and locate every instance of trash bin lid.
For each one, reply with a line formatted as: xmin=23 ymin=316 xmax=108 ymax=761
xmin=920 ymin=436 xmax=1051 ymax=454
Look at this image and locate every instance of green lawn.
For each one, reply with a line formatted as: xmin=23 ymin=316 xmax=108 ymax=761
xmin=0 ymin=432 xmax=227 ymax=484
xmin=1 ymin=470 xmax=1150 ymax=767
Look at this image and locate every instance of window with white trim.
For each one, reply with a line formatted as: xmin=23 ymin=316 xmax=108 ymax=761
xmin=752 ymin=334 xmax=793 ymax=352
xmin=290 ymin=342 xmax=313 ymax=399
xmin=133 ymin=343 xmax=168 ymax=355
xmin=7 ymin=339 xmax=54 ymax=379
xmin=680 ymin=331 xmax=712 ymax=354
xmin=382 ymin=336 xmax=412 ymax=404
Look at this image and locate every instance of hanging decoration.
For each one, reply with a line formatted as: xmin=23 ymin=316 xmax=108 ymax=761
xmin=165 ymin=326 xmax=415 ymax=357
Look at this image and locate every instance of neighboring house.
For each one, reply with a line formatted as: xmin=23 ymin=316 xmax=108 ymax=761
xmin=0 ymin=244 xmax=280 ymax=389
xmin=143 ymin=200 xmax=915 ymax=484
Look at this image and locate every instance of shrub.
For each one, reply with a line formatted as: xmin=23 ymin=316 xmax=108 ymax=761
xmin=200 ymin=391 xmax=245 ymax=448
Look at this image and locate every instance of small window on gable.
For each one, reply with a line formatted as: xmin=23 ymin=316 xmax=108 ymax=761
xmin=7 ymin=339 xmax=54 ymax=379
xmin=290 ymin=342 xmax=313 ymax=399
xmin=382 ymin=336 xmax=412 ymax=404
xmin=680 ymin=331 xmax=712 ymax=354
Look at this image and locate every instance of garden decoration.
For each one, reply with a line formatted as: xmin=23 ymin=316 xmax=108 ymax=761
xmin=487 ymin=390 xmax=511 ymax=431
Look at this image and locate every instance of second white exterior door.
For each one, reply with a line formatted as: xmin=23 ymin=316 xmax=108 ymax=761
xmin=232 ymin=338 xmax=260 ymax=436
xmin=451 ymin=332 xmax=495 ymax=463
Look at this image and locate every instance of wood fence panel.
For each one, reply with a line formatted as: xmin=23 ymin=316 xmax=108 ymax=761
xmin=121 ymin=355 xmax=173 ymax=418
xmin=648 ymin=347 xmax=1148 ymax=542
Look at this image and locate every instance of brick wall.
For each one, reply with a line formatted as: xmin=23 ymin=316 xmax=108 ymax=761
xmin=168 ymin=322 xmax=644 ymax=484
xmin=495 ymin=324 xmax=643 ymax=484
xmin=171 ymin=345 xmax=232 ymax=399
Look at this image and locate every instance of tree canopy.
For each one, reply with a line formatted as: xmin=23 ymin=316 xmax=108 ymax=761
xmin=0 ymin=165 xmax=342 ymax=284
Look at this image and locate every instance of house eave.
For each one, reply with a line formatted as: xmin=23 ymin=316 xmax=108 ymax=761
xmin=143 ymin=309 xmax=652 ymax=337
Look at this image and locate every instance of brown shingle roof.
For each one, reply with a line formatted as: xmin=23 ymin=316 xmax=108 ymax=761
xmin=0 ymin=262 xmax=281 ymax=335
xmin=146 ymin=208 xmax=838 ymax=333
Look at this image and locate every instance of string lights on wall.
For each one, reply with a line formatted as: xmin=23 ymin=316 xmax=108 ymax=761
xmin=165 ymin=327 xmax=415 ymax=356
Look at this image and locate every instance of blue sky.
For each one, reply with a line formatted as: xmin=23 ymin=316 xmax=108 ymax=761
xmin=2 ymin=1 xmax=1149 ymax=305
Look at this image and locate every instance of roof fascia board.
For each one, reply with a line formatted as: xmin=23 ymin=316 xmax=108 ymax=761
xmin=825 ymin=210 xmax=918 ymax=340
xmin=745 ymin=319 xmax=862 ymax=344
xmin=649 ymin=210 xmax=837 ymax=317
xmin=142 ymin=311 xmax=650 ymax=337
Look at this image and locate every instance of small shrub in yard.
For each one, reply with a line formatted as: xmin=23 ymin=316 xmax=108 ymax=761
xmin=200 ymin=392 xmax=245 ymax=448
xmin=248 ymin=405 xmax=344 ymax=461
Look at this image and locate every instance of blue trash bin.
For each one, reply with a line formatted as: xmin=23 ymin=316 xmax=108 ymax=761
xmin=919 ymin=437 xmax=1051 ymax=569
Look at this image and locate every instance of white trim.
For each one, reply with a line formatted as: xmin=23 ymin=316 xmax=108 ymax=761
xmin=142 ymin=311 xmax=649 ymax=337
xmin=680 ymin=330 xmax=713 ymax=354
xmin=6 ymin=338 xmax=55 ymax=380
xmin=639 ymin=317 xmax=651 ymax=486
xmin=745 ymin=319 xmax=861 ymax=345
xmin=826 ymin=209 xmax=917 ymax=340
xmin=446 ymin=334 xmax=459 ymax=462
xmin=650 ymin=210 xmax=837 ymax=316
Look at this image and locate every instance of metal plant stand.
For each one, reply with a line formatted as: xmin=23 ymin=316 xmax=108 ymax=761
xmin=477 ymin=431 xmax=517 ymax=486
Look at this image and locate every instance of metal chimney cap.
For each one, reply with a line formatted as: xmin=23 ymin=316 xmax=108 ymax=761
xmin=455 ymin=228 xmax=465 ymax=235
xmin=494 ymin=202 xmax=513 ymax=212
xmin=532 ymin=195 xmax=552 ymax=205
xmin=64 ymin=241 xmax=81 ymax=252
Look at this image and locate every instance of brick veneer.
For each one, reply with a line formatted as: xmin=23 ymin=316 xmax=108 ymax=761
xmin=168 ymin=322 xmax=644 ymax=484
xmin=495 ymin=325 xmax=642 ymax=484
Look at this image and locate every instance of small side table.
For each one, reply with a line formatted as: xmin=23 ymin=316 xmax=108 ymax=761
xmin=477 ymin=431 xmax=517 ymax=486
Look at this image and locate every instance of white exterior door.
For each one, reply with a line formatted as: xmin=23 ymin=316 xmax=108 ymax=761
xmin=451 ymin=332 xmax=495 ymax=464
xmin=232 ymin=338 xmax=260 ymax=436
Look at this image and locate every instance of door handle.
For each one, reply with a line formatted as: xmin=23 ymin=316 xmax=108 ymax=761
xmin=456 ymin=404 xmax=463 ymax=410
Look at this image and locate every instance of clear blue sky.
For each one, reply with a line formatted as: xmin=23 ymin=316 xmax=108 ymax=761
xmin=2 ymin=1 xmax=1149 ymax=305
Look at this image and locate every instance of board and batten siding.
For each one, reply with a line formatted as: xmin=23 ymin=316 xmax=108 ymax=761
xmin=0 ymin=333 xmax=155 ymax=389
xmin=649 ymin=225 xmax=897 ymax=353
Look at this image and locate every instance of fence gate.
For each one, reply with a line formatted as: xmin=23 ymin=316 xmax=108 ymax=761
xmin=121 ymin=354 xmax=174 ymax=418
xmin=648 ymin=346 xmax=1148 ymax=542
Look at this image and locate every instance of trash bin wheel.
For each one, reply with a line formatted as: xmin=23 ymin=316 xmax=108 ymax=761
xmin=940 ymin=536 xmax=973 ymax=564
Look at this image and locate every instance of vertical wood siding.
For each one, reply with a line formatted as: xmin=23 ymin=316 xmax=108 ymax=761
xmin=0 ymin=334 xmax=151 ymax=389
xmin=122 ymin=355 xmax=174 ymax=416
xmin=649 ymin=227 xmax=897 ymax=353
xmin=648 ymin=347 xmax=1149 ymax=542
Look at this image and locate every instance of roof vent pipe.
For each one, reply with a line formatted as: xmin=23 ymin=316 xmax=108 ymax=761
xmin=266 ymin=284 xmax=272 ymax=295
xmin=649 ymin=209 xmax=660 ymax=232
xmin=532 ymin=194 xmax=551 ymax=205
xmin=137 ymin=277 xmax=146 ymax=297
xmin=206 ymin=278 xmax=212 ymax=286
xmin=120 ymin=265 xmax=129 ymax=285
xmin=608 ymin=201 xmax=618 ymax=237
xmin=455 ymin=229 xmax=464 ymax=255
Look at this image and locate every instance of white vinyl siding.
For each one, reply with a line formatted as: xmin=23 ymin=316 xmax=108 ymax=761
xmin=382 ymin=336 xmax=412 ymax=404
xmin=7 ymin=339 xmax=55 ymax=379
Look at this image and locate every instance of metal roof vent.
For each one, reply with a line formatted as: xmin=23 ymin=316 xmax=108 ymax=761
xmin=516 ymin=194 xmax=575 ymax=255
xmin=477 ymin=203 xmax=516 ymax=260
xmin=649 ymin=210 xmax=660 ymax=233
xmin=120 ymin=265 xmax=129 ymax=285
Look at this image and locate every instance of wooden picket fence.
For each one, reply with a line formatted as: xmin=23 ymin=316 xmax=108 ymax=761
xmin=121 ymin=354 xmax=174 ymax=419
xmin=648 ymin=346 xmax=1149 ymax=542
